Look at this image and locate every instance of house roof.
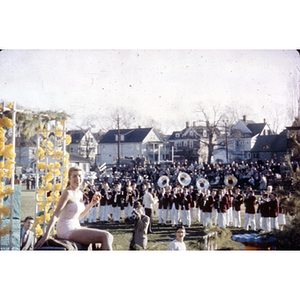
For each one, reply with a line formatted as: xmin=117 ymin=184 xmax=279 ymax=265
xmin=168 ymin=125 xmax=205 ymax=140
xmin=67 ymin=130 xmax=88 ymax=143
xmin=251 ymin=130 xmax=287 ymax=152
xmin=246 ymin=123 xmax=267 ymax=136
xmin=100 ymin=127 xmax=156 ymax=143
xmin=67 ymin=129 xmax=103 ymax=143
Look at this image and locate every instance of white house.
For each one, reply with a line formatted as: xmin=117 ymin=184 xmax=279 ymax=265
xmin=97 ymin=127 xmax=164 ymax=165
xmin=66 ymin=129 xmax=99 ymax=163
xmin=213 ymin=116 xmax=273 ymax=163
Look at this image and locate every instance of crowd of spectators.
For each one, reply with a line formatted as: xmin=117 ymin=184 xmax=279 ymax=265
xmin=99 ymin=158 xmax=298 ymax=192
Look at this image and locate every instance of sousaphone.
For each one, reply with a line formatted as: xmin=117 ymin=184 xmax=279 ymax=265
xmin=224 ymin=175 xmax=238 ymax=188
xmin=196 ymin=178 xmax=210 ymax=190
xmin=178 ymin=172 xmax=191 ymax=186
xmin=157 ymin=175 xmax=169 ymax=188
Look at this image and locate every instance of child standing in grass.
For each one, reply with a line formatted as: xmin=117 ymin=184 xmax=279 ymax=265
xmin=167 ymin=225 xmax=186 ymax=251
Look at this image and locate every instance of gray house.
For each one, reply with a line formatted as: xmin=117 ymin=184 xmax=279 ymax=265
xmin=250 ymin=130 xmax=288 ymax=163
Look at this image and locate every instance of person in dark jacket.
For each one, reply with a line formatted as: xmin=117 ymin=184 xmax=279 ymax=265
xmin=260 ymin=193 xmax=271 ymax=232
xmin=232 ymin=188 xmax=243 ymax=228
xmin=243 ymin=189 xmax=256 ymax=231
xmin=218 ymin=189 xmax=227 ymax=228
xmin=269 ymin=192 xmax=279 ymax=230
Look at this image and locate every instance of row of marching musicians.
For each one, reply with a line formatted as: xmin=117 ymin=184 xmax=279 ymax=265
xmin=156 ymin=183 xmax=284 ymax=231
xmin=80 ymin=180 xmax=143 ymax=224
xmin=156 ymin=173 xmax=284 ymax=231
xmin=81 ymin=175 xmax=284 ymax=232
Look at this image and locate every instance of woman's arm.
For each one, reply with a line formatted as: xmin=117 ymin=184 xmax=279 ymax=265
xmin=78 ymin=193 xmax=101 ymax=220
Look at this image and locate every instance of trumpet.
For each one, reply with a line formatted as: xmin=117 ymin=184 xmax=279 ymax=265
xmin=178 ymin=172 xmax=191 ymax=186
xmin=196 ymin=178 xmax=210 ymax=191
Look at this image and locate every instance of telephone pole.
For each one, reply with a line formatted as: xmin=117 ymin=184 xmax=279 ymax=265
xmin=117 ymin=114 xmax=120 ymax=165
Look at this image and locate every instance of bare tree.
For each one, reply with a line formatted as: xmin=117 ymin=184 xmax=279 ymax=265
xmin=196 ymin=102 xmax=228 ymax=164
xmin=105 ymin=106 xmax=140 ymax=129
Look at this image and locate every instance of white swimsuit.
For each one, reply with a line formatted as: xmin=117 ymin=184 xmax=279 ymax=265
xmin=56 ymin=192 xmax=85 ymax=239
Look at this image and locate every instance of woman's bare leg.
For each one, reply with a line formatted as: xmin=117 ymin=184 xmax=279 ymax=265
xmin=69 ymin=228 xmax=113 ymax=250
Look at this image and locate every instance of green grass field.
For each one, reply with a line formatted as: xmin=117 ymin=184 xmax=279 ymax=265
xmin=20 ymin=184 xmax=254 ymax=250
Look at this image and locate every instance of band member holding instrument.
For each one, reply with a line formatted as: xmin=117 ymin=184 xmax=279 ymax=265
xmin=212 ymin=190 xmax=220 ymax=225
xmin=99 ymin=182 xmax=111 ymax=223
xmin=269 ymin=192 xmax=279 ymax=230
xmin=260 ymin=193 xmax=271 ymax=232
xmin=232 ymin=188 xmax=243 ymax=228
xmin=162 ymin=187 xmax=172 ymax=225
xmin=243 ymin=188 xmax=257 ymax=231
xmin=218 ymin=189 xmax=227 ymax=228
xmin=181 ymin=187 xmax=192 ymax=227
xmin=157 ymin=187 xmax=165 ymax=225
xmin=86 ymin=180 xmax=98 ymax=224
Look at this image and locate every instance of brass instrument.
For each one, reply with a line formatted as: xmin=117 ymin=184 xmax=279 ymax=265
xmin=178 ymin=172 xmax=191 ymax=186
xmin=224 ymin=175 xmax=238 ymax=188
xmin=157 ymin=175 xmax=169 ymax=188
xmin=196 ymin=178 xmax=210 ymax=191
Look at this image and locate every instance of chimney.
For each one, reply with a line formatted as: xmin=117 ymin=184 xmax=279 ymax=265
xmin=263 ymin=118 xmax=266 ymax=123
xmin=186 ymin=121 xmax=189 ymax=128
xmin=193 ymin=121 xmax=196 ymax=127
xmin=243 ymin=115 xmax=246 ymax=122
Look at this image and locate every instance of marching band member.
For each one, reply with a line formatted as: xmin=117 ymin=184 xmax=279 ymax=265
xmin=157 ymin=187 xmax=165 ymax=225
xmin=189 ymin=185 xmax=197 ymax=224
xmin=181 ymin=187 xmax=192 ymax=227
xmin=218 ymin=189 xmax=227 ymax=228
xmin=224 ymin=187 xmax=233 ymax=226
xmin=196 ymin=191 xmax=205 ymax=225
xmin=269 ymin=192 xmax=279 ymax=230
xmin=202 ymin=189 xmax=214 ymax=227
xmin=124 ymin=186 xmax=134 ymax=218
xmin=99 ymin=182 xmax=111 ymax=223
xmin=256 ymin=192 xmax=264 ymax=230
xmin=212 ymin=190 xmax=220 ymax=225
xmin=174 ymin=186 xmax=182 ymax=226
xmin=243 ymin=188 xmax=256 ymax=231
xmin=162 ymin=186 xmax=172 ymax=225
xmin=87 ymin=181 xmax=98 ymax=224
xmin=232 ymin=188 xmax=243 ymax=228
xmin=260 ymin=193 xmax=271 ymax=232
xmin=169 ymin=187 xmax=177 ymax=227
xmin=112 ymin=183 xmax=123 ymax=222
xmin=278 ymin=194 xmax=286 ymax=231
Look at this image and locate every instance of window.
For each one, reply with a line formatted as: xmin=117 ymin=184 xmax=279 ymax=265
xmin=175 ymin=133 xmax=180 ymax=138
xmin=115 ymin=135 xmax=124 ymax=141
xmin=70 ymin=147 xmax=73 ymax=153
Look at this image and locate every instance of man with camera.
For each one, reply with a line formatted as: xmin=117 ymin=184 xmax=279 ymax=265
xmin=129 ymin=202 xmax=150 ymax=250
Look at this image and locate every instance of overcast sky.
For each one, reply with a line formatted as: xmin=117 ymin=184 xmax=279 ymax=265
xmin=1 ymin=49 xmax=299 ymax=134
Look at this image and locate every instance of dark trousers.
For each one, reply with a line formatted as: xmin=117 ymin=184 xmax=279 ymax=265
xmin=145 ymin=208 xmax=153 ymax=233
